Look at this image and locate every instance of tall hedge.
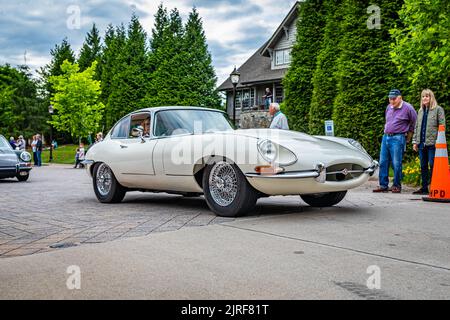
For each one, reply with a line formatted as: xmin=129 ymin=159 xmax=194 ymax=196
xmin=332 ymin=0 xmax=406 ymax=158
xmin=309 ymin=0 xmax=344 ymax=135
xmin=283 ymin=0 xmax=326 ymax=133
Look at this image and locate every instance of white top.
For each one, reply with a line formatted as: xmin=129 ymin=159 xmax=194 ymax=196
xmin=270 ymin=112 xmax=289 ymax=130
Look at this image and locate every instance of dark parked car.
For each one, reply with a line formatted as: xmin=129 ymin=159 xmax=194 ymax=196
xmin=0 ymin=134 xmax=32 ymax=181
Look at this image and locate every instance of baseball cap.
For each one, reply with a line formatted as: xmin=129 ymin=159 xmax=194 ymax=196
xmin=388 ymin=89 xmax=402 ymax=98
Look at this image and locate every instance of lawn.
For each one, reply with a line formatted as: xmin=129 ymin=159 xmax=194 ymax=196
xmin=41 ymin=144 xmax=79 ymax=165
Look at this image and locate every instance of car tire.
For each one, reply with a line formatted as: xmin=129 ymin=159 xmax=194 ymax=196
xmin=203 ymin=160 xmax=258 ymax=217
xmin=300 ymin=191 xmax=347 ymax=207
xmin=16 ymin=173 xmax=29 ymax=182
xmin=93 ymin=162 xmax=127 ymax=203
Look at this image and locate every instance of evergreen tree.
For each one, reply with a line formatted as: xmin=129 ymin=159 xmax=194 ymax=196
xmin=146 ymin=8 xmax=185 ymax=106
xmin=180 ymin=7 xmax=220 ymax=108
xmin=101 ymin=24 xmax=127 ymax=129
xmin=78 ymin=23 xmax=102 ymax=72
xmin=283 ymin=0 xmax=326 ymax=133
xmin=106 ymin=15 xmax=149 ymax=128
xmin=332 ymin=0 xmax=406 ymax=158
xmin=39 ymin=38 xmax=76 ymax=96
xmin=309 ymin=0 xmax=344 ymax=135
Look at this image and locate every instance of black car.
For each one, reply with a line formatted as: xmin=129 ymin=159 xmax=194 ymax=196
xmin=0 ymin=134 xmax=32 ymax=181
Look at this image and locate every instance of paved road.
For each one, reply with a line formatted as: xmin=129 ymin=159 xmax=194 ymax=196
xmin=1 ymin=165 xmax=449 ymax=299
xmin=0 ymin=165 xmax=321 ymax=257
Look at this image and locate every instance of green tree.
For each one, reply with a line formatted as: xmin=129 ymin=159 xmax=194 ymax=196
xmin=333 ymin=0 xmax=406 ymax=158
xmin=309 ymin=0 xmax=344 ymax=135
xmin=390 ymin=0 xmax=450 ymax=135
xmin=49 ymin=60 xmax=104 ymax=141
xmin=146 ymin=8 xmax=185 ymax=107
xmin=0 ymin=64 xmax=46 ymax=138
xmin=78 ymin=23 xmax=102 ymax=72
xmin=283 ymin=0 xmax=326 ymax=133
xmin=39 ymin=38 xmax=76 ymax=96
xmin=179 ymin=7 xmax=221 ymax=108
xmin=105 ymin=15 xmax=149 ymax=127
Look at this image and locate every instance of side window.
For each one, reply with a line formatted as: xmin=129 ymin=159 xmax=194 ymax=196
xmin=110 ymin=117 xmax=130 ymax=139
xmin=129 ymin=113 xmax=151 ymax=138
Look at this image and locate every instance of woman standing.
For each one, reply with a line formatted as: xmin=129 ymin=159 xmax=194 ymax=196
xmin=412 ymin=89 xmax=446 ymax=195
xmin=31 ymin=135 xmax=37 ymax=166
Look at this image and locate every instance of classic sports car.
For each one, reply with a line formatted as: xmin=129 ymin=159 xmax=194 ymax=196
xmin=84 ymin=107 xmax=378 ymax=217
xmin=0 ymin=134 xmax=32 ymax=182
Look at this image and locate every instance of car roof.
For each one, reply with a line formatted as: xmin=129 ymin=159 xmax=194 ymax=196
xmin=131 ymin=106 xmax=226 ymax=115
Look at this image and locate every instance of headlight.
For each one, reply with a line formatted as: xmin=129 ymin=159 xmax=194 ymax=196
xmin=258 ymin=140 xmax=277 ymax=163
xmin=257 ymin=140 xmax=297 ymax=165
xmin=20 ymin=151 xmax=31 ymax=162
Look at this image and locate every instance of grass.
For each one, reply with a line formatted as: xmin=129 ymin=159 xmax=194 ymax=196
xmin=41 ymin=144 xmax=79 ymax=165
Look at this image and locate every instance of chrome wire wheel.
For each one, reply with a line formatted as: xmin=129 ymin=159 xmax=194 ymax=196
xmin=96 ymin=163 xmax=112 ymax=196
xmin=208 ymin=161 xmax=238 ymax=207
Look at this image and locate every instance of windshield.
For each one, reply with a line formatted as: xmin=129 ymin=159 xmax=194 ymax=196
xmin=0 ymin=136 xmax=12 ymax=149
xmin=154 ymin=109 xmax=234 ymax=137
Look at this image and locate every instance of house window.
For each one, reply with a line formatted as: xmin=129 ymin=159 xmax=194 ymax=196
xmin=275 ymin=48 xmax=292 ymax=66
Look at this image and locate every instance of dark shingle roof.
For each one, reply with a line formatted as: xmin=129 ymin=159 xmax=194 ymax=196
xmin=217 ymin=44 xmax=288 ymax=91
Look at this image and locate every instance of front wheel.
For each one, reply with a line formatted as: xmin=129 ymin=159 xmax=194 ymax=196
xmin=93 ymin=163 xmax=127 ymax=203
xmin=300 ymin=191 xmax=347 ymax=207
xmin=203 ymin=160 xmax=258 ymax=217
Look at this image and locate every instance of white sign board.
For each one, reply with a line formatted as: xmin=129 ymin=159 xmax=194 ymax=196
xmin=325 ymin=120 xmax=334 ymax=136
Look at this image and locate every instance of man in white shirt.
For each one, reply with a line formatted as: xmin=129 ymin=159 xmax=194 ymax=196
xmin=269 ymin=103 xmax=289 ymax=130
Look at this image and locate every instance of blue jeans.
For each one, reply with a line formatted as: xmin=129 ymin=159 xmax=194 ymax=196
xmin=36 ymin=151 xmax=42 ymax=167
xmin=379 ymin=134 xmax=406 ymax=189
xmin=418 ymin=144 xmax=435 ymax=191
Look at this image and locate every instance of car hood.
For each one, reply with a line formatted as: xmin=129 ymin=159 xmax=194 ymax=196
xmin=228 ymin=129 xmax=374 ymax=165
xmin=0 ymin=147 xmax=18 ymax=166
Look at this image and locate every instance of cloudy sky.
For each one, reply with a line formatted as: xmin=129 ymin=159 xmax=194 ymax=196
xmin=0 ymin=0 xmax=298 ymax=85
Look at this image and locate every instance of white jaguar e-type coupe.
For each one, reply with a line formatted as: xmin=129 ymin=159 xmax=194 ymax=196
xmin=84 ymin=107 xmax=378 ymax=217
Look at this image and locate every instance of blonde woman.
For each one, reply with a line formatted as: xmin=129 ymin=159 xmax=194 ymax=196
xmin=412 ymin=89 xmax=446 ymax=195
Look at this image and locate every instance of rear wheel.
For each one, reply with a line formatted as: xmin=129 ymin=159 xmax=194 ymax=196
xmin=93 ymin=163 xmax=127 ymax=203
xmin=203 ymin=160 xmax=258 ymax=217
xmin=300 ymin=191 xmax=347 ymax=207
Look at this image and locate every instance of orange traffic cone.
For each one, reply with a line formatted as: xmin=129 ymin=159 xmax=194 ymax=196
xmin=423 ymin=125 xmax=450 ymax=203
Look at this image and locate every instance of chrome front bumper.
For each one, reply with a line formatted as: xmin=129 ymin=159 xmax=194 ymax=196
xmin=245 ymin=160 xmax=379 ymax=182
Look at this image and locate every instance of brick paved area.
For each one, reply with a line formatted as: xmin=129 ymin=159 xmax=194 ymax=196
xmin=0 ymin=165 xmax=305 ymax=258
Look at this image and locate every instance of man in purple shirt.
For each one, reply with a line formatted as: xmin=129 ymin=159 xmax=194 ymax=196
xmin=373 ymin=89 xmax=417 ymax=193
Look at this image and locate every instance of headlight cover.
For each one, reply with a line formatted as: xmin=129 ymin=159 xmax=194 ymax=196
xmin=257 ymin=139 xmax=297 ymax=165
xmin=20 ymin=151 xmax=31 ymax=162
xmin=258 ymin=139 xmax=277 ymax=163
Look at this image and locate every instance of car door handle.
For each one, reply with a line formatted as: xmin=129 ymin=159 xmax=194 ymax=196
xmin=120 ymin=145 xmax=128 ymax=149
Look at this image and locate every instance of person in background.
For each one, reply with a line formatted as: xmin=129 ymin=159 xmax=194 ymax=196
xmin=373 ymin=89 xmax=417 ymax=194
xmin=9 ymin=137 xmax=16 ymax=150
xmin=263 ymin=88 xmax=273 ymax=110
xmin=74 ymin=143 xmax=85 ymax=168
xmin=16 ymin=135 xmax=26 ymax=150
xmin=269 ymin=102 xmax=289 ymax=130
xmin=412 ymin=89 xmax=446 ymax=195
xmin=35 ymin=134 xmax=43 ymax=167
xmin=31 ymin=135 xmax=38 ymax=166
xmin=95 ymin=132 xmax=103 ymax=143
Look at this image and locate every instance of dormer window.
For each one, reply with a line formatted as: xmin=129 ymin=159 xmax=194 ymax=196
xmin=275 ymin=48 xmax=292 ymax=66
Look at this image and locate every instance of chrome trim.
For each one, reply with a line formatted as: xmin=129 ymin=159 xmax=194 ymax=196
xmin=246 ymin=170 xmax=320 ymax=179
xmin=81 ymin=160 xmax=94 ymax=166
xmin=364 ymin=160 xmax=379 ymax=175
